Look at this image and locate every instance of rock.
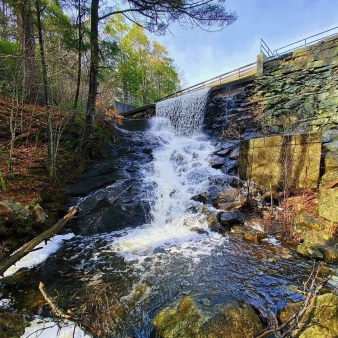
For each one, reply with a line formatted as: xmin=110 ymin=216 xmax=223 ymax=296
xmin=323 ymin=141 xmax=338 ymax=152
xmin=294 ymin=211 xmax=323 ymax=231
xmin=184 ymin=201 xmax=202 ymax=213
xmin=221 ymin=160 xmax=238 ymax=174
xmin=215 ymin=148 xmax=232 ymax=157
xmin=230 ymin=225 xmax=246 ymax=234
xmin=321 ymin=170 xmax=338 ymax=187
xmin=318 ymin=246 xmax=338 ymax=263
xmin=243 ymin=229 xmax=267 ymax=244
xmin=325 ymin=151 xmax=338 ymax=169
xmin=207 ymin=214 xmax=228 ymax=234
xmin=207 ymin=186 xmax=241 ymax=206
xmin=0 ymin=199 xmax=30 ymax=219
xmin=318 ymin=187 xmax=338 ymax=222
xmin=229 ymin=147 xmax=239 ymax=160
xmin=296 ymin=240 xmax=323 ymax=260
xmin=208 ymin=155 xmax=226 ymax=169
xmin=31 ymin=204 xmax=48 ymax=223
xmin=190 ymin=227 xmax=208 ymax=235
xmin=293 ymin=225 xmax=336 ymax=246
xmin=217 ymin=202 xmax=243 ymax=211
xmin=0 ymin=311 xmax=25 ymax=338
xmin=218 ymin=210 xmax=244 ymax=228
xmin=191 ymin=192 xmax=207 ymax=203
xmin=220 ymin=187 xmax=240 ymax=202
xmin=321 ymin=152 xmax=338 ymax=186
xmin=279 ymin=293 xmax=338 ymax=338
xmin=152 ymin=292 xmax=263 ymax=338
xmin=244 ymin=217 xmax=265 ymax=232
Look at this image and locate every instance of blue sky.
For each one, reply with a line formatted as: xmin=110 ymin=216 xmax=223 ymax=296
xmin=155 ymin=0 xmax=338 ymax=87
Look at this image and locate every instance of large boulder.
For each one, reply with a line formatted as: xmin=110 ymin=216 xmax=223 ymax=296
xmin=152 ymin=292 xmax=263 ymax=338
xmin=279 ymin=293 xmax=338 ymax=338
xmin=293 ymin=211 xmax=337 ymax=246
xmin=218 ymin=210 xmax=244 ymax=228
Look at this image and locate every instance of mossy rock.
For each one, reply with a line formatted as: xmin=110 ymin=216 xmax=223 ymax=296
xmin=279 ymin=293 xmax=338 ymax=338
xmin=296 ymin=240 xmax=323 ymax=260
xmin=0 ymin=311 xmax=25 ymax=338
xmin=152 ymin=292 xmax=263 ymax=338
xmin=294 ymin=211 xmax=323 ymax=231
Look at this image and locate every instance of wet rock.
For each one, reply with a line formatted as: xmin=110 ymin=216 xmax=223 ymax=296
xmin=219 ymin=187 xmax=240 ymax=202
xmin=279 ymin=293 xmax=338 ymax=338
xmin=0 ymin=311 xmax=25 ymax=338
xmin=31 ymin=204 xmax=48 ymax=223
xmin=208 ymin=187 xmax=242 ymax=208
xmin=208 ymin=174 xmax=240 ymax=187
xmin=294 ymin=211 xmax=323 ymax=231
xmin=207 ymin=214 xmax=228 ymax=234
xmin=243 ymin=229 xmax=267 ymax=244
xmin=218 ymin=210 xmax=244 ymax=228
xmin=184 ymin=201 xmax=202 ymax=213
xmin=296 ymin=240 xmax=323 ymax=260
xmin=190 ymin=227 xmax=208 ymax=235
xmin=221 ymin=160 xmax=238 ymax=174
xmin=152 ymin=292 xmax=263 ymax=338
xmin=229 ymin=147 xmax=239 ymax=160
xmin=208 ymin=155 xmax=227 ymax=169
xmin=230 ymin=225 xmax=246 ymax=234
xmin=191 ymin=192 xmax=207 ymax=203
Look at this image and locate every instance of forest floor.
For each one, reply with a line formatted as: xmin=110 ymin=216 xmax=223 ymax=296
xmin=0 ymin=95 xmax=120 ymax=259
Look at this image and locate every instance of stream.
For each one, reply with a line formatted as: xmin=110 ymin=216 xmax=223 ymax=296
xmin=0 ymin=89 xmax=337 ymax=337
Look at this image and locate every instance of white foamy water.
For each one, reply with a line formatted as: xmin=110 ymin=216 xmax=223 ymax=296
xmin=2 ymin=233 xmax=74 ymax=278
xmin=156 ymin=88 xmax=210 ymax=136
xmin=107 ymin=89 xmax=228 ymax=261
xmin=22 ymin=317 xmax=90 ymax=338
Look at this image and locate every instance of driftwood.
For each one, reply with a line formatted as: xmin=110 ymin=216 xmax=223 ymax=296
xmin=39 ymin=281 xmax=101 ymax=336
xmin=0 ymin=206 xmax=78 ymax=277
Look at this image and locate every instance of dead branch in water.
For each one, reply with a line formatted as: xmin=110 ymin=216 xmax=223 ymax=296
xmin=0 ymin=206 xmax=78 ymax=277
xmin=254 ymin=264 xmax=331 ymax=338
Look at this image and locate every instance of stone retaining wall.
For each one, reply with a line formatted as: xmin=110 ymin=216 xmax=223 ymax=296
xmin=204 ymin=35 xmax=338 ymax=136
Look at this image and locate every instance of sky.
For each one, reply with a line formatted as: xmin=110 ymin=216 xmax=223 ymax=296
xmin=154 ymin=0 xmax=338 ymax=87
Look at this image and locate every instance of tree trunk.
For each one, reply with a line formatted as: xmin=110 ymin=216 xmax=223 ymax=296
xmin=15 ymin=0 xmax=40 ymax=104
xmin=83 ymin=0 xmax=99 ymax=144
xmin=35 ymin=0 xmax=55 ymax=178
xmin=73 ymin=0 xmax=83 ymax=112
xmin=0 ymin=207 xmax=77 ymax=277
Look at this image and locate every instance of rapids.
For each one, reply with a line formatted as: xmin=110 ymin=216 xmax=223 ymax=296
xmin=0 ymin=89 xmax=337 ymax=337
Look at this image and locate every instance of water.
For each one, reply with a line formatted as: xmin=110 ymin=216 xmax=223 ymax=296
xmin=0 ymin=89 xmax=337 ymax=337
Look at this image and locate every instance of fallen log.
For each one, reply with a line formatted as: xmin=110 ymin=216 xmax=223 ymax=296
xmin=0 ymin=206 xmax=78 ymax=277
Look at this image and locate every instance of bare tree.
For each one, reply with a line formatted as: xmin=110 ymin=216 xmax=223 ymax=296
xmin=83 ymin=0 xmax=237 ymax=144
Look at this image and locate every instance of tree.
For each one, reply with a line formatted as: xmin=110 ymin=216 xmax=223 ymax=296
xmin=83 ymin=0 xmax=237 ymax=143
xmin=104 ymin=16 xmax=180 ymax=104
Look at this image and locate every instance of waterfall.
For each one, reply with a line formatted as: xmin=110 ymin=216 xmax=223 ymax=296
xmin=109 ymin=88 xmax=224 ymax=260
xmin=156 ymin=88 xmax=210 ymax=136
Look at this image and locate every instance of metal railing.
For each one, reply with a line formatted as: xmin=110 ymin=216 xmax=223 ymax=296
xmin=261 ymin=26 xmax=338 ymax=60
xmin=156 ymin=62 xmax=257 ymax=101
